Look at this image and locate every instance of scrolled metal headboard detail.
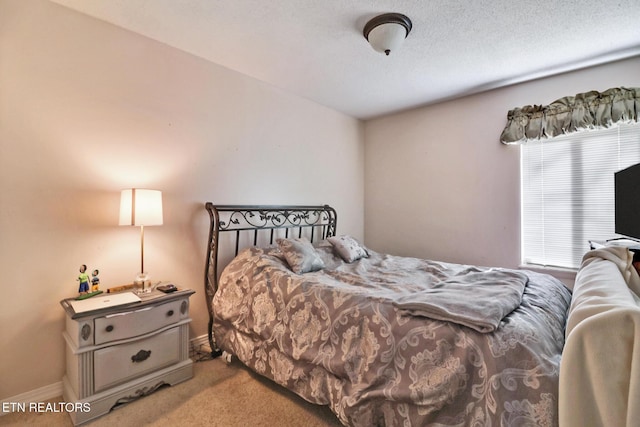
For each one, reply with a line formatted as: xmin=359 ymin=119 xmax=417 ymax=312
xmin=203 ymin=203 xmax=337 ymax=357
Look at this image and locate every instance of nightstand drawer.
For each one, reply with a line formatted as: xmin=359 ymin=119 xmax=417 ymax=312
xmin=94 ymin=327 xmax=180 ymax=392
xmin=95 ymin=300 xmax=185 ymax=345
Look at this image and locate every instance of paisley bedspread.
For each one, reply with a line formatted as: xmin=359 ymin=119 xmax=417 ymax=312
xmin=212 ymin=244 xmax=571 ymax=426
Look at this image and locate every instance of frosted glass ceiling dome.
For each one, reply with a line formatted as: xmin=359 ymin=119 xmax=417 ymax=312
xmin=363 ymin=13 xmax=413 ymax=56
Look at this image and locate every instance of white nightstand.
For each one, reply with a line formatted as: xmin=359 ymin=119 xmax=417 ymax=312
xmin=60 ymin=288 xmax=194 ymax=425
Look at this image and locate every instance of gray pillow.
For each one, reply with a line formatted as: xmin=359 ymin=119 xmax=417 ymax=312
xmin=276 ymin=238 xmax=325 ymax=274
xmin=327 ymin=235 xmax=368 ymax=263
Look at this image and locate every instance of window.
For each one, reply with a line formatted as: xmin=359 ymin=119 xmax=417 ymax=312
xmin=521 ymin=122 xmax=640 ymax=269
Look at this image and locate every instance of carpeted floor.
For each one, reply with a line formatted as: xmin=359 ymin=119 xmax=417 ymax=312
xmin=0 ymin=355 xmax=342 ymax=426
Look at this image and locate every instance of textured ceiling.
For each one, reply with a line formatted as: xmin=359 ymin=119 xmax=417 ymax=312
xmin=50 ymin=0 xmax=640 ymax=119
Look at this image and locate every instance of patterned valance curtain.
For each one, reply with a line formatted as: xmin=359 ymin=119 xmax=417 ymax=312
xmin=500 ymin=87 xmax=640 ymax=144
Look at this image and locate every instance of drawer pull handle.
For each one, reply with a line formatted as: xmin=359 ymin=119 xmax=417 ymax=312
xmin=166 ymin=310 xmax=174 ymax=317
xmin=105 ymin=325 xmax=114 ymax=332
xmin=131 ymin=349 xmax=152 ymax=363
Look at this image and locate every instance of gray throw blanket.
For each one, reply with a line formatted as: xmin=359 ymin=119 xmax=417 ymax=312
xmin=393 ymin=268 xmax=528 ymax=332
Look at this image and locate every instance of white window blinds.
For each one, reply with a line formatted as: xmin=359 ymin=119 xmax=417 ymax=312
xmin=521 ymin=122 xmax=640 ymax=269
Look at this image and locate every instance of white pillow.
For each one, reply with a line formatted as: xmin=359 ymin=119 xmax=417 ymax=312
xmin=327 ymin=235 xmax=368 ymax=263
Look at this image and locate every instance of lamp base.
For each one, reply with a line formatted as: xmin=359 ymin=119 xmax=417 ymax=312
xmin=134 ymin=272 xmax=151 ymax=294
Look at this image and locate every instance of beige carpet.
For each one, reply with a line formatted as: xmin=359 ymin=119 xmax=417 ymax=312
xmin=0 ymin=356 xmax=342 ymax=427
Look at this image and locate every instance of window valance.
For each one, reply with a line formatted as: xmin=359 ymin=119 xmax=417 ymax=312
xmin=500 ymin=87 xmax=639 ymax=144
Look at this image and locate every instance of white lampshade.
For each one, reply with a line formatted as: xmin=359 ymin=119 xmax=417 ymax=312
xmin=363 ymin=13 xmax=412 ymax=56
xmin=367 ymin=23 xmax=408 ymax=55
xmin=119 ymin=189 xmax=163 ymax=226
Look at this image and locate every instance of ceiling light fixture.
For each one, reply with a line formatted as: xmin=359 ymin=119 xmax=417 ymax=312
xmin=363 ymin=13 xmax=412 ymax=56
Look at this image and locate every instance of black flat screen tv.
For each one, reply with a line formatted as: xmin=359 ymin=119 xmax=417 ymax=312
xmin=615 ymin=163 xmax=640 ymax=241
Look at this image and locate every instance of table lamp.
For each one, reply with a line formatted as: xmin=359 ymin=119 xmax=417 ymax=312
xmin=119 ymin=188 xmax=163 ymax=292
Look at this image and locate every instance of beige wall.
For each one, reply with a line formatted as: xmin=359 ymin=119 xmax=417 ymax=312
xmin=0 ymin=0 xmax=364 ymax=399
xmin=364 ymin=56 xmax=640 ymax=269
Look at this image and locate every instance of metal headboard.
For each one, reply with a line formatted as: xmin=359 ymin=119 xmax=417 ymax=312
xmin=204 ymin=203 xmax=337 ymax=357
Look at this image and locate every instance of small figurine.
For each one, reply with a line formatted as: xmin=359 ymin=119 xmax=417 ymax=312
xmin=77 ymin=264 xmax=90 ymax=295
xmin=91 ymin=269 xmax=100 ymax=292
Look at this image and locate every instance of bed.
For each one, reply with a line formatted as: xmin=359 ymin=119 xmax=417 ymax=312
xmin=204 ymin=204 xmax=573 ymax=426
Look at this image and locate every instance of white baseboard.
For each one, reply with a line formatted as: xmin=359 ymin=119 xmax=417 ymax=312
xmin=1 ymin=335 xmax=212 ymax=415
xmin=0 ymin=382 xmax=63 ymax=415
xmin=189 ymin=333 xmax=212 ymax=357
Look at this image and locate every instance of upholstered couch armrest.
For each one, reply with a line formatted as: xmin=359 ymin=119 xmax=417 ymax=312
xmin=559 ymin=249 xmax=640 ymax=427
